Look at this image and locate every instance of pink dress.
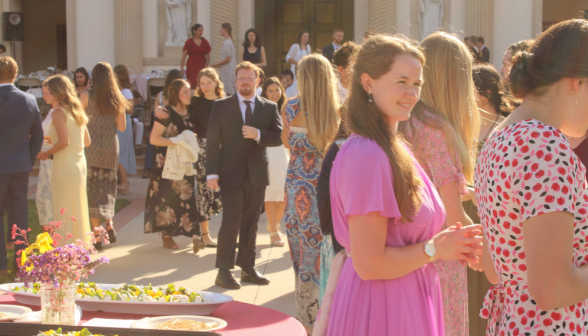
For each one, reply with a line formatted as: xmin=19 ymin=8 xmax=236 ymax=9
xmin=403 ymin=111 xmax=469 ymax=336
xmin=476 ymin=120 xmax=588 ymax=335
xmin=328 ymin=135 xmax=446 ymax=336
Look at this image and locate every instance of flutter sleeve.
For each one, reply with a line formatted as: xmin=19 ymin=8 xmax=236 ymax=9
xmin=334 ymin=137 xmax=402 ymax=222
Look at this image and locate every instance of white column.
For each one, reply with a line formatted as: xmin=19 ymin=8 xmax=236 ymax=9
xmin=532 ymin=0 xmax=543 ymax=37
xmin=76 ymin=0 xmax=116 ymax=70
xmin=197 ymin=0 xmax=211 ymax=40
xmin=450 ymin=0 xmax=466 ymax=37
xmin=66 ymin=0 xmax=77 ymax=70
xmin=114 ymin=0 xmax=143 ymax=74
xmin=142 ymin=0 xmax=158 ymax=59
xmin=354 ymin=0 xmax=369 ymax=43
xmin=238 ymin=0 xmax=254 ymax=47
xmin=396 ymin=0 xmax=411 ymax=37
xmin=493 ymin=0 xmax=533 ymax=70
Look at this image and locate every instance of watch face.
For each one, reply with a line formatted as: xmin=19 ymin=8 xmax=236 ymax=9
xmin=425 ymin=243 xmax=436 ymax=257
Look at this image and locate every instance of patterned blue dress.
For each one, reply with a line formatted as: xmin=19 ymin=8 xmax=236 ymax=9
xmin=284 ymin=98 xmax=324 ymax=327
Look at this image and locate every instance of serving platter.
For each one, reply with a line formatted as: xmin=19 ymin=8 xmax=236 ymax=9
xmin=0 ymin=283 xmax=232 ymax=316
xmin=131 ymin=315 xmax=227 ymax=332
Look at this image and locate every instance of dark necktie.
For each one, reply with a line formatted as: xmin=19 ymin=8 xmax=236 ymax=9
xmin=244 ymin=100 xmax=253 ymax=125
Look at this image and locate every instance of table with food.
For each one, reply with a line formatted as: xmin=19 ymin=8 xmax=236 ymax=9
xmin=0 ymin=223 xmax=306 ymax=336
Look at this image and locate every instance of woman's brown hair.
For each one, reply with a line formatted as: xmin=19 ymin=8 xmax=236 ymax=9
xmin=222 ymin=23 xmax=233 ymax=40
xmin=168 ymin=79 xmax=191 ymax=107
xmin=195 ymin=68 xmax=225 ymax=98
xmin=91 ymin=62 xmax=128 ymax=116
xmin=43 ymin=74 xmax=89 ymax=126
xmin=347 ymin=34 xmax=425 ymax=222
xmin=113 ymin=64 xmax=132 ymax=90
xmin=261 ymin=77 xmax=286 ymax=111
xmin=509 ymin=19 xmax=588 ymax=99
xmin=473 ymin=63 xmax=514 ymax=117
xmin=162 ymin=69 xmax=184 ymax=102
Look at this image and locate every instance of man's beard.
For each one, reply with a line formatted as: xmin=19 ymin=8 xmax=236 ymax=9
xmin=239 ymin=85 xmax=253 ymax=96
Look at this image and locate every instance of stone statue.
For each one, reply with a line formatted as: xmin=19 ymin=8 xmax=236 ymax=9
xmin=165 ymin=0 xmax=191 ymax=45
xmin=418 ymin=0 xmax=444 ymax=40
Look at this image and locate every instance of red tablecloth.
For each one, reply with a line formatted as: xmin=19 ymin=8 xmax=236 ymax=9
xmin=0 ymin=294 xmax=306 ymax=336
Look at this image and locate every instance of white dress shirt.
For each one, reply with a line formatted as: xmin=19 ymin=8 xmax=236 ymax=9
xmin=207 ymin=92 xmax=261 ymax=181
xmin=338 ymin=80 xmax=348 ymax=102
xmin=332 ymin=42 xmax=340 ymax=52
xmin=285 ymin=82 xmax=299 ymax=98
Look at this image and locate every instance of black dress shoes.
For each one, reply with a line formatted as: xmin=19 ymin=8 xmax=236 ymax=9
xmin=215 ymin=270 xmax=241 ymax=289
xmin=241 ymin=269 xmax=270 ymax=285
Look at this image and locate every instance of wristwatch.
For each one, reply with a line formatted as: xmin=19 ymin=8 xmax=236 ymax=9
xmin=423 ymin=240 xmax=436 ymax=263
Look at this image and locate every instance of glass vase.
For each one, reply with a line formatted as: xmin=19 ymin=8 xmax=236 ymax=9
xmin=40 ymin=282 xmax=76 ymax=325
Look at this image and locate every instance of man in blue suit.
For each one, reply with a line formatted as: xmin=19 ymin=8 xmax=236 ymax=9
xmin=321 ymin=29 xmax=344 ymax=64
xmin=0 ymin=56 xmax=43 ymax=275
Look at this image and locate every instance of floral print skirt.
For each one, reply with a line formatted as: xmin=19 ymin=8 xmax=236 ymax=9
xmin=433 ymin=259 xmax=469 ymax=336
xmin=144 ymin=157 xmax=201 ymax=237
xmin=87 ymin=166 xmax=117 ymax=219
xmin=35 ymin=142 xmax=53 ymax=227
xmin=195 ymin=138 xmax=222 ymax=223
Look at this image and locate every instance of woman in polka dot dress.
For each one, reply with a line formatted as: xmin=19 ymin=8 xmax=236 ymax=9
xmin=476 ymin=20 xmax=588 ymax=336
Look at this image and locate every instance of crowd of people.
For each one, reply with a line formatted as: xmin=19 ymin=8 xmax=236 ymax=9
xmin=3 ymin=17 xmax=588 ymax=336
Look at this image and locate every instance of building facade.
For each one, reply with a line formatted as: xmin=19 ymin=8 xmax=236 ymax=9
xmin=1 ymin=0 xmax=585 ymax=77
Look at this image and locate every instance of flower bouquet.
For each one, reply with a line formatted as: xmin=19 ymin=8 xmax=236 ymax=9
xmin=11 ymin=208 xmax=110 ymax=325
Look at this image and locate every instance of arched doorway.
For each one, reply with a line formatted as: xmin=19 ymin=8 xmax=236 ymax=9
xmin=255 ymin=0 xmax=354 ymax=76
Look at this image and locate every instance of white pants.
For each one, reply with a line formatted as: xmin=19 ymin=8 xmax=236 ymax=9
xmin=133 ymin=119 xmax=144 ymax=145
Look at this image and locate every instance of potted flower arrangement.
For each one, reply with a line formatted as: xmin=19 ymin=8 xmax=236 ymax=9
xmin=11 ymin=208 xmax=110 ymax=325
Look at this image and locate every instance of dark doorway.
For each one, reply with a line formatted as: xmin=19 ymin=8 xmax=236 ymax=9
xmin=56 ymin=24 xmax=67 ymax=70
xmin=256 ymin=0 xmax=354 ymax=76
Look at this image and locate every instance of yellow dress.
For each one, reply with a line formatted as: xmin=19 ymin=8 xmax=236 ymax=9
xmin=49 ymin=109 xmax=92 ymax=244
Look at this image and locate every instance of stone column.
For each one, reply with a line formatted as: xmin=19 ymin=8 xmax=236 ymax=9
xmin=66 ymin=0 xmax=77 ymax=70
xmin=369 ymin=0 xmax=397 ymax=35
xmin=466 ymin=0 xmax=493 ymax=60
xmin=396 ymin=0 xmax=411 ymax=36
xmin=76 ymin=0 xmax=115 ymax=69
xmin=354 ymin=0 xmax=369 ymax=43
xmin=142 ymin=0 xmax=158 ymax=60
xmin=238 ymin=0 xmax=254 ymax=48
xmin=493 ymin=0 xmax=533 ymax=70
xmin=114 ymin=0 xmax=143 ymax=74
xmin=197 ymin=0 xmax=211 ymax=40
xmin=450 ymin=0 xmax=466 ymax=38
xmin=210 ymin=0 xmax=238 ymax=64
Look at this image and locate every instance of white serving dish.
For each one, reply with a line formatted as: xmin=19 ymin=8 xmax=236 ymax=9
xmin=130 ymin=315 xmax=227 ymax=331
xmin=0 ymin=304 xmax=32 ymax=321
xmin=0 ymin=283 xmax=232 ymax=316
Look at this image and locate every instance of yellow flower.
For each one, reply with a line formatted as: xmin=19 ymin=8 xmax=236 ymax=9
xmin=21 ymin=233 xmax=54 ymax=267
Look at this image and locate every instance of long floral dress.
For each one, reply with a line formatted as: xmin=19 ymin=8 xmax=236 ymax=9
xmin=477 ymin=119 xmax=588 ymax=335
xmin=284 ymin=98 xmax=324 ymax=327
xmin=403 ymin=109 xmax=469 ymax=336
xmin=220 ymin=39 xmax=237 ymax=95
xmin=144 ymin=106 xmax=200 ymax=237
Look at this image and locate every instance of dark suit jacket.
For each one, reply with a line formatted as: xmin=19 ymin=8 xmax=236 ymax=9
xmin=0 ymin=84 xmax=43 ymax=174
xmin=322 ymin=44 xmax=335 ymax=64
xmin=480 ymin=46 xmax=490 ymax=63
xmin=206 ymin=94 xmax=282 ymax=188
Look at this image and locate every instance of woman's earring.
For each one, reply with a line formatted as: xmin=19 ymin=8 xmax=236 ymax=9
xmin=368 ymin=91 xmax=373 ymax=103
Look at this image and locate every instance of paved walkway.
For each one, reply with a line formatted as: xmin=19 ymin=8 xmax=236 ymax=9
xmin=23 ymin=176 xmax=298 ymax=318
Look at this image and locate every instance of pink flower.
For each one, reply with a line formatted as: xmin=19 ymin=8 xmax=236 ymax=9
xmin=71 ymin=216 xmax=76 ymax=222
xmin=14 ymin=241 xmax=23 ymax=245
xmin=66 ymin=233 xmax=73 ymax=240
xmin=60 ymin=208 xmax=66 ymax=215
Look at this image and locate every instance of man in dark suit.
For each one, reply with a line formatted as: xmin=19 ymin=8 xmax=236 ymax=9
xmin=0 ymin=56 xmax=43 ymax=275
xmin=476 ymin=36 xmax=490 ymax=63
xmin=321 ymin=28 xmax=344 ymax=64
xmin=206 ymin=61 xmax=282 ymax=289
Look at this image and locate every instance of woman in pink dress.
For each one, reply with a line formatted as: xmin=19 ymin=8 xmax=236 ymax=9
xmin=477 ymin=19 xmax=588 ymax=335
xmin=181 ymin=24 xmax=211 ymax=89
xmin=326 ymin=35 xmax=483 ymax=336
xmin=399 ymin=32 xmax=481 ymax=336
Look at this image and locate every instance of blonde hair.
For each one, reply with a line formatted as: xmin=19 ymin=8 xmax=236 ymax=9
xmin=0 ymin=56 xmax=17 ymax=82
xmin=413 ymin=32 xmax=480 ymax=183
xmin=43 ymin=74 xmax=89 ymax=126
xmin=348 ymin=34 xmax=425 ymax=222
xmin=195 ymin=68 xmax=225 ymax=98
xmin=296 ymin=54 xmax=340 ymax=152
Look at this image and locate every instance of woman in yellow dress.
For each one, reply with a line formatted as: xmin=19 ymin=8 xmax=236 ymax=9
xmin=36 ymin=74 xmax=92 ymax=244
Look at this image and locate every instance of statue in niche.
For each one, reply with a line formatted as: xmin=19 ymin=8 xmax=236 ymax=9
xmin=418 ymin=0 xmax=444 ymax=40
xmin=165 ymin=0 xmax=191 ymax=44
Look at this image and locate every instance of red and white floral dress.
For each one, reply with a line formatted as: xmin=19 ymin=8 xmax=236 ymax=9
xmin=475 ymin=119 xmax=588 ymax=336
